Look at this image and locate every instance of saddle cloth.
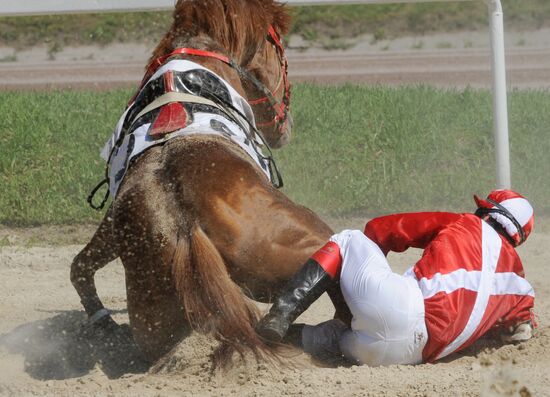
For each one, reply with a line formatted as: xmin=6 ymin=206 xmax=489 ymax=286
xmin=101 ymin=59 xmax=271 ymax=197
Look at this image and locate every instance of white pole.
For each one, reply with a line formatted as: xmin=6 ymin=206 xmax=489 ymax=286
xmin=486 ymin=0 xmax=511 ymax=189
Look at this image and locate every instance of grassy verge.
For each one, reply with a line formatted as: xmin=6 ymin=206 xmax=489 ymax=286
xmin=0 ymin=90 xmax=128 ymax=225
xmin=1 ymin=0 xmax=549 ymax=51
xmin=280 ymin=85 xmax=550 ymax=217
xmin=1 ymin=85 xmax=549 ymax=226
xmin=291 ymin=0 xmax=550 ymax=42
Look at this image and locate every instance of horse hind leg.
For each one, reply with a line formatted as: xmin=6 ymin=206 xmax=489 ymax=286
xmin=70 ymin=205 xmax=119 ymax=327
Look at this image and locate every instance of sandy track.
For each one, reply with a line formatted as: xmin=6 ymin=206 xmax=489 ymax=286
xmin=289 ymin=48 xmax=550 ymax=88
xmin=1 ymin=47 xmax=550 ymax=90
xmin=0 ymin=219 xmax=549 ymax=396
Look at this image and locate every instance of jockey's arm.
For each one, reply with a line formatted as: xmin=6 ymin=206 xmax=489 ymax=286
xmin=364 ymin=212 xmax=462 ymax=255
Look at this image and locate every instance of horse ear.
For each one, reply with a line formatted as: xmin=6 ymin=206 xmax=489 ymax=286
xmin=270 ymin=2 xmax=291 ymax=35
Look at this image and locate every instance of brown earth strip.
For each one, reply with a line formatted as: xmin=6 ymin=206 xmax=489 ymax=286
xmin=1 ymin=47 xmax=549 ymax=90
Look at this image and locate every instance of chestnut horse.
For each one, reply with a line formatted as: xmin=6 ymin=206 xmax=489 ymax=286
xmin=71 ymin=0 xmax=348 ymax=368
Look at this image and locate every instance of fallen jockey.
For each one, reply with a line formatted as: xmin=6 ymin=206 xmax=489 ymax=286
xmin=256 ymin=189 xmax=537 ymax=365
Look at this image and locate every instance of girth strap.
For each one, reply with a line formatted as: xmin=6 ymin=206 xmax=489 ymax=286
xmin=132 ymin=92 xmax=220 ymax=124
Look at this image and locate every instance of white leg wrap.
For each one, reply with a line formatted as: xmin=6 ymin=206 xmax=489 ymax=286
xmin=88 ymin=308 xmax=111 ymax=324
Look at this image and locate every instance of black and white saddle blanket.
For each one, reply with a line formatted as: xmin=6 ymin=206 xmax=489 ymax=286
xmin=101 ymin=60 xmax=271 ymax=197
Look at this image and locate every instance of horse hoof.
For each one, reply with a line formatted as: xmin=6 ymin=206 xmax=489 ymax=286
xmin=86 ymin=309 xmax=119 ymax=332
xmin=92 ymin=315 xmax=119 ymax=332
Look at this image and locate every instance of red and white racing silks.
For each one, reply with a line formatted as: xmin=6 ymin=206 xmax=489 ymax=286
xmin=364 ymin=212 xmax=536 ymax=362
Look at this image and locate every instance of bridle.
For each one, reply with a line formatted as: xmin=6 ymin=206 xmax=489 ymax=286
xmin=140 ymin=25 xmax=290 ymax=137
xmin=247 ymin=25 xmax=291 ymax=135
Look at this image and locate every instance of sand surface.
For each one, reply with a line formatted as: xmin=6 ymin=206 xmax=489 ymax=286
xmin=0 ymin=218 xmax=548 ymax=397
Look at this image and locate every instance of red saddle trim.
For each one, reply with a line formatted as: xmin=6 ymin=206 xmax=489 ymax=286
xmin=149 ymin=102 xmax=188 ymax=139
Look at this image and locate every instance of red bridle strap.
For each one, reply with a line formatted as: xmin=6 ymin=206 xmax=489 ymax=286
xmin=249 ymin=25 xmax=291 ymax=130
xmin=268 ymin=25 xmax=286 ymax=58
xmin=248 ymin=72 xmax=283 ymax=105
xmin=146 ymin=48 xmax=231 ymax=79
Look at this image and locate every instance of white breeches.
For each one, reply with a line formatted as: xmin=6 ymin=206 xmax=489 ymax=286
xmin=330 ymin=230 xmax=427 ymax=366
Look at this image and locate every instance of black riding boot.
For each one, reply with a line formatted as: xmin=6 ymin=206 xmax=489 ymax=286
xmin=256 ymin=259 xmax=334 ymax=342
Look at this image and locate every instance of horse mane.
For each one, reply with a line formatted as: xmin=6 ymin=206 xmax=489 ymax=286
xmin=150 ymin=0 xmax=291 ymax=66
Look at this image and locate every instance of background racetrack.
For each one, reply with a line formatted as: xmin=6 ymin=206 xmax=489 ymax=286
xmin=1 ymin=44 xmax=550 ymax=90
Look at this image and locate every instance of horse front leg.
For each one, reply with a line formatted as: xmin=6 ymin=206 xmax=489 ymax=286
xmin=70 ymin=205 xmax=119 ymax=327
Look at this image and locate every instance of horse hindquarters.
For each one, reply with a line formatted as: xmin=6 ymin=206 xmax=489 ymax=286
xmin=113 ymin=156 xmax=273 ymax=366
xmin=172 ymin=223 xmax=274 ymax=367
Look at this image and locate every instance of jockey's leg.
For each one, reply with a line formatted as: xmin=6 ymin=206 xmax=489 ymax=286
xmin=256 ymin=230 xmax=346 ymax=342
xmin=256 ymin=257 xmax=336 ymax=342
xmin=259 ymin=229 xmax=427 ymax=366
xmin=262 ymin=229 xmax=380 ymax=357
xmin=333 ymin=230 xmax=427 ymax=366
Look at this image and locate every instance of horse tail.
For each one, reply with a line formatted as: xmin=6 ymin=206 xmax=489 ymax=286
xmin=171 ymin=223 xmax=276 ymax=368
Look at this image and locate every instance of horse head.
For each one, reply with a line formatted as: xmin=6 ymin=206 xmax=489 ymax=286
xmin=151 ymin=0 xmax=292 ymax=149
xmin=244 ymin=23 xmax=293 ymax=149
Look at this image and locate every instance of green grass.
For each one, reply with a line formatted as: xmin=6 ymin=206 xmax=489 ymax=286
xmin=295 ymin=0 xmax=550 ymax=39
xmin=1 ymin=0 xmax=550 ymax=50
xmin=0 ymin=90 xmax=129 ymax=225
xmin=279 ymin=85 xmax=550 ymax=217
xmin=1 ymin=86 xmax=549 ymax=225
xmin=0 ymin=12 xmax=172 ymax=49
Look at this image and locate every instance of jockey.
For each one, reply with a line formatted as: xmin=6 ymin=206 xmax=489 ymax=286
xmin=256 ymin=189 xmax=536 ymax=365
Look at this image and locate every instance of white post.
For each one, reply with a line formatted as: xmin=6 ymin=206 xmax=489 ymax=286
xmin=486 ymin=0 xmax=511 ymax=189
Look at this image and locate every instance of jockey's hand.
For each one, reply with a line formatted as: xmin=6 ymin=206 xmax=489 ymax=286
xmin=501 ymin=321 xmax=534 ymax=344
